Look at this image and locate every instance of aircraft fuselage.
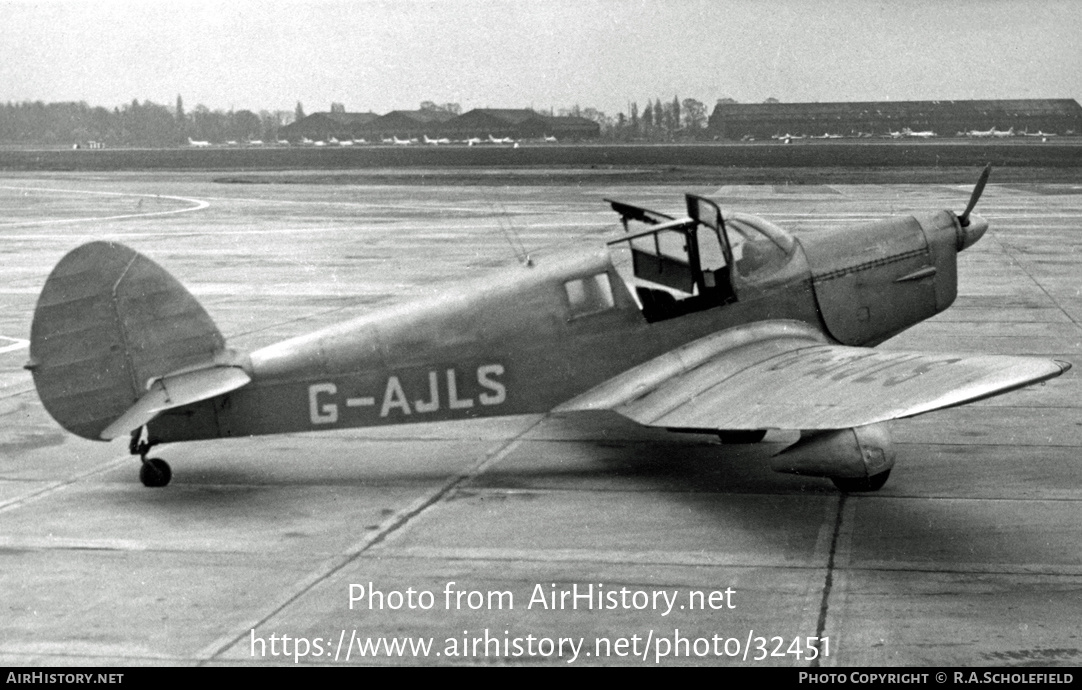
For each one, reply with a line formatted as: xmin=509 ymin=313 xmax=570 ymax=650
xmin=148 ymin=245 xmax=819 ymax=442
xmin=146 ymin=205 xmax=979 ymax=446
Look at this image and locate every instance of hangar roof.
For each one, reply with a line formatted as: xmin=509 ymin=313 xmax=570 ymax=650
xmin=379 ymin=109 xmax=457 ymax=123
xmin=713 ymin=99 xmax=1082 ymax=118
xmin=323 ymin=112 xmax=380 ymax=125
xmin=466 ymin=109 xmax=542 ymax=124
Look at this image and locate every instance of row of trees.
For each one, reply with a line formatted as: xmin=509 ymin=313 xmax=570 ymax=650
xmin=547 ymin=96 xmax=712 ymax=141
xmin=0 ymin=94 xmax=724 ymax=146
xmin=0 ymin=97 xmax=298 ymax=146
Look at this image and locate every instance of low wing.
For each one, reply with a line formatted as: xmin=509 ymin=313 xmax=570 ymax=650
xmin=555 ymin=321 xmax=1070 ymax=431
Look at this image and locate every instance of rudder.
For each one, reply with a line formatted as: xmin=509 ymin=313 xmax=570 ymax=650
xmin=26 ymin=241 xmax=226 ymax=440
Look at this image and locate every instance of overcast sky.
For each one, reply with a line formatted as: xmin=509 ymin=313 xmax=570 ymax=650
xmin=2 ymin=0 xmax=1079 ymax=116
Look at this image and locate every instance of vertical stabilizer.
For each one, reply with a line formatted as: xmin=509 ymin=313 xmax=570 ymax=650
xmin=26 ymin=242 xmax=226 ymax=440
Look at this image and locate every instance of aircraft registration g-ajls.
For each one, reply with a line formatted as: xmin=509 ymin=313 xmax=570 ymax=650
xmin=25 ymin=166 xmax=1070 ymax=491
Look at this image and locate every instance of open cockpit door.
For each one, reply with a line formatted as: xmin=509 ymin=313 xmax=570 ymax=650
xmin=606 ymin=194 xmax=736 ymax=322
xmin=606 ymin=198 xmax=676 ymax=229
xmin=685 ymin=194 xmax=736 ymax=298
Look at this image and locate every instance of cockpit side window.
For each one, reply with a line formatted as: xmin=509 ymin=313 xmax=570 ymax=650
xmin=564 ymin=273 xmax=616 ymax=319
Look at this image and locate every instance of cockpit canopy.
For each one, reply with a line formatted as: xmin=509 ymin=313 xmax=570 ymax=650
xmin=725 ymin=212 xmax=795 ymax=253
xmin=606 ymin=195 xmax=797 ymax=322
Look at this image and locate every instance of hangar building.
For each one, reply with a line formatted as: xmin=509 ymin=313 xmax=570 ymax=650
xmin=278 ymin=111 xmax=379 ymax=141
xmin=439 ymin=109 xmax=599 ymax=140
xmin=708 ymin=99 xmax=1082 ymax=139
xmin=363 ymin=109 xmax=457 ymax=139
xmin=281 ymin=108 xmax=600 ymax=142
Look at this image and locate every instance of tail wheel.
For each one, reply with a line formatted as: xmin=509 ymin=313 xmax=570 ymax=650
xmin=831 ymin=469 xmax=891 ymax=493
xmin=139 ymin=458 xmax=172 ymax=488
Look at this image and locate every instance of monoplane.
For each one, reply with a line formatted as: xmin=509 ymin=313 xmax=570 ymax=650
xmin=25 ymin=166 xmax=1070 ymax=491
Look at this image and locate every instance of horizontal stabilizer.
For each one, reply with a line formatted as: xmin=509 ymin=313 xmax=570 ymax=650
xmin=557 ymin=320 xmax=1071 ymax=431
xmin=100 ymin=365 xmax=250 ymax=440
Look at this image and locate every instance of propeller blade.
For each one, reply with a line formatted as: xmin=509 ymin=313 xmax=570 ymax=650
xmin=959 ymin=163 xmax=992 ymax=226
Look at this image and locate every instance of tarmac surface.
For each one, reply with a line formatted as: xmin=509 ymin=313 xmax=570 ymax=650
xmin=0 ymin=171 xmax=1079 ymax=666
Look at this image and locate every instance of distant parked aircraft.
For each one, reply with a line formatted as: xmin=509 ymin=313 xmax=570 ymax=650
xmin=393 ymin=136 xmax=413 ymax=146
xmin=188 ymin=137 xmax=211 ymax=148
xmin=772 ymin=133 xmax=803 ymax=144
xmin=1021 ymin=130 xmax=1056 ymax=142
xmin=424 ymin=135 xmax=451 ymax=145
xmin=903 ymin=128 xmax=936 ymax=138
xmin=488 ymin=134 xmax=515 ymax=144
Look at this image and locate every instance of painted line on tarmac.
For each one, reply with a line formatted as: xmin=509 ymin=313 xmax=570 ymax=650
xmin=0 ymin=185 xmax=209 ymax=227
xmin=0 ymin=453 xmax=133 ymax=515
xmin=985 ymin=230 xmax=1082 ymax=330
xmin=191 ymin=195 xmax=498 ymax=213
xmin=0 ymin=221 xmax=607 ymax=241
xmin=0 ymin=386 xmax=34 ymax=401
xmin=0 ymin=337 xmax=29 ymax=354
xmin=0 ymin=228 xmax=342 ymax=241
xmin=197 ymin=414 xmax=547 ymax=662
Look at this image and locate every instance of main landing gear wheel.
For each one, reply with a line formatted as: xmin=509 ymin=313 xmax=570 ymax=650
xmin=831 ymin=469 xmax=891 ymax=493
xmin=139 ymin=458 xmax=172 ymax=488
xmin=718 ymin=430 xmax=768 ymax=444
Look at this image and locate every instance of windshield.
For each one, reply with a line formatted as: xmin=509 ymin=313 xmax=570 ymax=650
xmin=724 ymin=213 xmax=795 ymax=279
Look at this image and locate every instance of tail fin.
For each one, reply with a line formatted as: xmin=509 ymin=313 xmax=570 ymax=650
xmin=26 ymin=242 xmax=235 ymax=440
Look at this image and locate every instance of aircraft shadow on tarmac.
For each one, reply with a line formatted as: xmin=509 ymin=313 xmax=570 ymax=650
xmin=30 ymin=406 xmax=1060 ymax=568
